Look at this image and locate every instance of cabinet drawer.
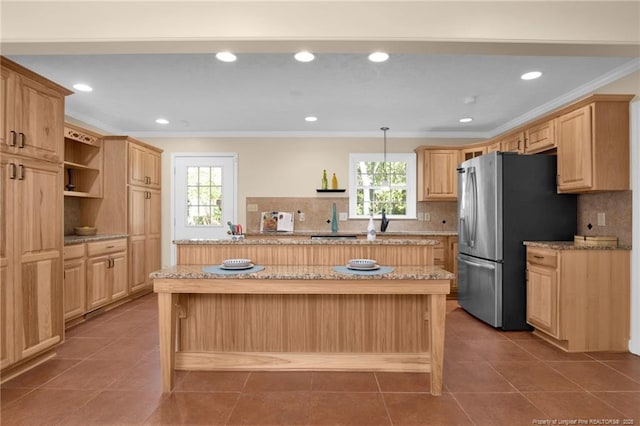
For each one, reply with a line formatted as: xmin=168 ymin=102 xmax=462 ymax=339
xmin=63 ymin=244 xmax=86 ymax=259
xmin=526 ymin=249 xmax=557 ymax=268
xmin=87 ymin=238 xmax=127 ymax=257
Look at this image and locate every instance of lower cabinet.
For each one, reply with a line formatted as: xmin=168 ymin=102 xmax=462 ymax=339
xmin=62 ymin=238 xmax=128 ymax=324
xmin=63 ymin=244 xmax=86 ymax=321
xmin=526 ymin=246 xmax=630 ymax=352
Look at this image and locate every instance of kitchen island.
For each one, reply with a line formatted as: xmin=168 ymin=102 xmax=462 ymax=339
xmin=151 ymin=264 xmax=453 ymax=395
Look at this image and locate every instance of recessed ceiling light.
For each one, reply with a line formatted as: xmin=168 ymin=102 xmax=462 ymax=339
xmin=459 ymin=117 xmax=473 ymax=123
xmin=155 ymin=118 xmax=169 ymax=125
xmin=73 ymin=83 xmax=93 ymax=92
xmin=216 ymin=51 xmax=237 ymax=62
xmin=294 ymin=51 xmax=315 ymax=62
xmin=368 ymin=52 xmax=389 ymax=63
xmin=305 ymin=116 xmax=318 ymax=122
xmin=521 ymin=71 xmax=542 ymax=80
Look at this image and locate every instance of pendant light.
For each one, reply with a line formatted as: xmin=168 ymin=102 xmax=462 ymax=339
xmin=381 ymin=126 xmax=389 ymax=187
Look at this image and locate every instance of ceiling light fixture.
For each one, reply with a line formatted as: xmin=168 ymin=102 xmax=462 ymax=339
xmin=155 ymin=118 xmax=169 ymax=124
xmin=216 ymin=51 xmax=237 ymax=62
xmin=295 ymin=51 xmax=315 ymax=62
xmin=305 ymin=116 xmax=318 ymax=122
xmin=368 ymin=52 xmax=389 ymax=63
xmin=459 ymin=117 xmax=473 ymax=123
xmin=73 ymin=83 xmax=93 ymax=92
xmin=521 ymin=71 xmax=542 ymax=80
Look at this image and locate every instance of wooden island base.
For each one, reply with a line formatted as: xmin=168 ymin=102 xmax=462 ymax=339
xmin=153 ymin=265 xmax=451 ymax=395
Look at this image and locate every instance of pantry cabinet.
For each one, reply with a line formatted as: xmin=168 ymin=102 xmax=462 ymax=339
xmin=128 ymin=143 xmax=161 ymax=189
xmin=1 ymin=58 xmax=70 ymax=376
xmin=556 ymin=96 xmax=631 ymax=193
xmin=129 ymin=187 xmax=161 ymax=293
xmin=526 ymin=245 xmax=630 ymax=352
xmin=416 ymin=148 xmax=458 ymax=201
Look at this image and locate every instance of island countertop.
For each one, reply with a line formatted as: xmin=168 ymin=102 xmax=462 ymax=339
xmin=524 ymin=241 xmax=631 ymax=250
xmin=151 ymin=264 xmax=455 ymax=281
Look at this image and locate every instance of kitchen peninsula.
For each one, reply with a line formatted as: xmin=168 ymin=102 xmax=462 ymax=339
xmin=153 ymin=238 xmax=452 ymax=395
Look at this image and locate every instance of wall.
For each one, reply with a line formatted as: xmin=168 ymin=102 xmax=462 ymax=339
xmin=148 ymin=136 xmax=477 ymax=266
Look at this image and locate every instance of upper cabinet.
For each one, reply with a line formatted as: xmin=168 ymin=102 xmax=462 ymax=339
xmin=459 ymin=145 xmax=487 ymax=163
xmin=486 ymin=140 xmax=501 ymax=153
xmin=1 ymin=59 xmax=70 ymax=163
xmin=500 ymin=132 xmax=524 ymax=153
xmin=416 ymin=148 xmax=458 ymax=201
xmin=128 ymin=142 xmax=161 ymax=189
xmin=556 ymin=96 xmax=632 ymax=193
xmin=524 ymin=119 xmax=555 ymax=154
xmin=63 ymin=123 xmax=104 ymax=198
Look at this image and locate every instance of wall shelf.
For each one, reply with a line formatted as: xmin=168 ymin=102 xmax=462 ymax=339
xmin=316 ymin=189 xmax=346 ymax=193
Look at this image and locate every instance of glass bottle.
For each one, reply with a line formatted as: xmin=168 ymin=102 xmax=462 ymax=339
xmin=331 ymin=173 xmax=338 ymax=189
xmin=321 ymin=169 xmax=328 ymax=190
xmin=331 ymin=203 xmax=338 ymax=233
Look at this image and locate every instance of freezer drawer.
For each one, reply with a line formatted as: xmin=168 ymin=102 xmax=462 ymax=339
xmin=457 ymin=253 xmax=502 ymax=327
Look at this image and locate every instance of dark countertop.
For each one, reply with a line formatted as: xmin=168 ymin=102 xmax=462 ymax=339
xmin=64 ymin=234 xmax=128 ymax=245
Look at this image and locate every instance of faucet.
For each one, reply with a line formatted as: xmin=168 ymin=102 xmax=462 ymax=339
xmin=380 ymin=208 xmax=390 ymax=232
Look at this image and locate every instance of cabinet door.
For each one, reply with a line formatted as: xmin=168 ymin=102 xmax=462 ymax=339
xmin=14 ymin=75 xmax=65 ymax=162
xmin=500 ymin=132 xmax=524 ymax=153
xmin=63 ymin=258 xmax=86 ymax=320
xmin=459 ymin=147 xmax=487 ymax=162
xmin=486 ymin=141 xmax=500 ymax=153
xmin=420 ymin=150 xmax=458 ymax=201
xmin=557 ymin=105 xmax=593 ymax=191
xmin=129 ymin=238 xmax=147 ymax=293
xmin=128 ymin=186 xmax=147 ymax=237
xmin=526 ymin=263 xmax=559 ymax=338
xmin=1 ymin=67 xmax=13 ymax=152
xmin=525 ymin=120 xmax=556 ymax=154
xmin=1 ymin=256 xmax=14 ymax=369
xmin=128 ymin=143 xmax=148 ymax=186
xmin=146 ymin=150 xmax=161 ymax=188
xmin=110 ymin=253 xmax=128 ymax=301
xmin=87 ymin=256 xmax=110 ymax=310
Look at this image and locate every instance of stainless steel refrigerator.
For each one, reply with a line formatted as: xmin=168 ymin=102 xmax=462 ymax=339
xmin=457 ymin=152 xmax=576 ymax=330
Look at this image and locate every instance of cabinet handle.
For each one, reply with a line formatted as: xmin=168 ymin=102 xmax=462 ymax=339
xmin=106 ymin=245 xmax=115 ymax=249
xmin=9 ymin=163 xmax=17 ymax=179
xmin=18 ymin=132 xmax=25 ymax=148
xmin=9 ymin=130 xmax=17 ymax=147
xmin=533 ymin=255 xmax=544 ymax=259
xmin=17 ymin=164 xmax=25 ymax=180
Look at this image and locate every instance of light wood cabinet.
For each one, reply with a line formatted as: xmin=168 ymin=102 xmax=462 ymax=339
xmin=486 ymin=140 xmax=501 ymax=153
xmin=524 ymin=119 xmax=555 ymax=154
xmin=556 ymin=96 xmax=631 ymax=193
xmin=86 ymin=239 xmax=128 ymax=310
xmin=416 ymin=148 xmax=458 ymax=201
xmin=526 ymin=246 xmax=630 ymax=352
xmin=1 ymin=60 xmax=68 ymax=163
xmin=448 ymin=237 xmax=458 ymax=296
xmin=63 ymin=123 xmax=103 ymax=198
xmin=63 ymin=244 xmax=86 ymax=321
xmin=129 ymin=187 xmax=161 ymax=293
xmin=85 ymin=136 xmax=162 ymax=295
xmin=500 ymin=132 xmax=524 ymax=153
xmin=459 ymin=146 xmax=486 ymax=163
xmin=128 ymin=143 xmax=161 ymax=189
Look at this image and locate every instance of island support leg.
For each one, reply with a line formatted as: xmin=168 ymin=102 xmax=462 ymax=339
xmin=158 ymin=292 xmax=177 ymax=393
xmin=428 ymin=293 xmax=446 ymax=395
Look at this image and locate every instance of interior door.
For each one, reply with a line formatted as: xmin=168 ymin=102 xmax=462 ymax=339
xmin=173 ymin=154 xmax=237 ymax=247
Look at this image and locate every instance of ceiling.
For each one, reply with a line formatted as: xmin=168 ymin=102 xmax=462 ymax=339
xmin=7 ymin=52 xmax=639 ymax=139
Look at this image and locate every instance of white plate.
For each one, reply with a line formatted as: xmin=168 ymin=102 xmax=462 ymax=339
xmin=346 ymin=264 xmax=380 ymax=271
xmin=222 ymin=258 xmax=252 ymax=267
xmin=219 ymin=263 xmax=255 ymax=270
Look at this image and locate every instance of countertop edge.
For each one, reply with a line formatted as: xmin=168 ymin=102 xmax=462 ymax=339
xmin=524 ymin=241 xmax=631 ymax=251
xmin=64 ymin=234 xmax=129 ymax=245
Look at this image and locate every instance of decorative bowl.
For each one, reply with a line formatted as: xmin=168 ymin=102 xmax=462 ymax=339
xmin=223 ymin=258 xmax=252 ymax=267
xmin=348 ymin=259 xmax=377 ymax=268
xmin=74 ymin=226 xmax=97 ymax=236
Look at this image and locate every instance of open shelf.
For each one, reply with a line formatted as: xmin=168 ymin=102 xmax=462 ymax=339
xmin=316 ymin=189 xmax=346 ymax=193
xmin=63 ymin=123 xmax=104 ymax=198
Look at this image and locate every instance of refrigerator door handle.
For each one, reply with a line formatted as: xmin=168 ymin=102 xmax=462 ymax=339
xmin=458 ymin=256 xmax=495 ymax=271
xmin=467 ymin=167 xmax=478 ymax=247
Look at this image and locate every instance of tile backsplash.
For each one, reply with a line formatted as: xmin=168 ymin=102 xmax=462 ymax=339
xmin=577 ymin=190 xmax=632 ymax=247
xmin=245 ymin=197 xmax=458 ymax=234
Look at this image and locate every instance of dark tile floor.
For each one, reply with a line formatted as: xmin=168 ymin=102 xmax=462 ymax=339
xmin=1 ymin=294 xmax=639 ymax=425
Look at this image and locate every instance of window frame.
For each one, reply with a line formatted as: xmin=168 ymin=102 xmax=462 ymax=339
xmin=348 ymin=152 xmax=417 ymax=219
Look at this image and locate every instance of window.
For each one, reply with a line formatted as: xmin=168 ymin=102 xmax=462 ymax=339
xmin=349 ymin=153 xmax=416 ymax=219
xmin=186 ymin=165 xmax=223 ymax=226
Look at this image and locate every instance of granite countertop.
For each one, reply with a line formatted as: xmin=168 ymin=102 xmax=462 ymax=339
xmin=64 ymin=234 xmax=129 ymax=245
xmin=524 ymin=241 xmax=631 ymax=251
xmin=244 ymin=231 xmax=458 ymax=237
xmin=150 ymin=264 xmax=455 ymax=280
xmin=174 ymin=238 xmax=441 ymax=246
